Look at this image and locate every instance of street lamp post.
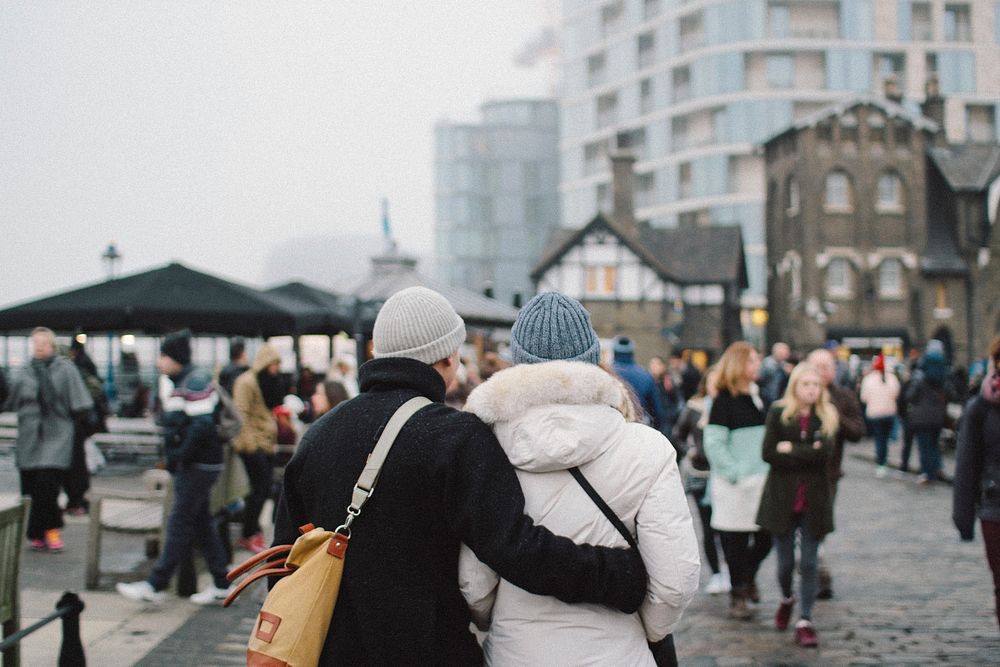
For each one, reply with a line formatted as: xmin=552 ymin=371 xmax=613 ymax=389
xmin=101 ymin=243 xmax=121 ymax=407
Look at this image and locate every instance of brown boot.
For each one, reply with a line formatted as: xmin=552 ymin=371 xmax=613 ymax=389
xmin=728 ymin=593 xmax=753 ymax=620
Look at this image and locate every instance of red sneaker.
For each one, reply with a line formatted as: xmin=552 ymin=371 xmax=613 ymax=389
xmin=795 ymin=621 xmax=819 ymax=648
xmin=45 ymin=529 xmax=64 ymax=553
xmin=775 ymin=596 xmax=796 ymax=631
xmin=29 ymin=539 xmax=46 ymax=551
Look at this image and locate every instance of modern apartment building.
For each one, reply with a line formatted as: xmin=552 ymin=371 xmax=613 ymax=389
xmin=434 ymin=99 xmax=561 ymax=308
xmin=558 ymin=0 xmax=1000 ymax=310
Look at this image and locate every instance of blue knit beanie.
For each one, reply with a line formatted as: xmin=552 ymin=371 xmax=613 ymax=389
xmin=510 ymin=293 xmax=601 ymax=365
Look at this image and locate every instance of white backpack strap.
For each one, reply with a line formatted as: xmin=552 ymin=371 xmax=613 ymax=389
xmin=337 ymin=396 xmax=431 ymax=535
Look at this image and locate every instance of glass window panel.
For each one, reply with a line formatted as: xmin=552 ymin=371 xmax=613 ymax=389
xmin=768 ymin=2 xmax=789 ymax=38
xmin=879 ymin=259 xmax=903 ymax=297
xmin=878 ymin=172 xmax=902 ymax=207
xmin=825 ymin=171 xmax=851 ymax=208
xmin=938 ymin=51 xmax=976 ymax=94
xmin=944 ymin=4 xmax=972 ymax=42
xmin=767 ymin=54 xmax=794 ymax=88
xmin=841 ymin=0 xmax=874 ymax=40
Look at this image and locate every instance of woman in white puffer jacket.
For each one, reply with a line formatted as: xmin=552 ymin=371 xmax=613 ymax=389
xmin=459 ymin=293 xmax=701 ymax=666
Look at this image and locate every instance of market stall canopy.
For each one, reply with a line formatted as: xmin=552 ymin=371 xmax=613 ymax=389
xmin=262 ymin=281 xmax=356 ymax=334
xmin=0 ymin=262 xmax=303 ymax=336
xmin=352 ymin=254 xmax=519 ymax=328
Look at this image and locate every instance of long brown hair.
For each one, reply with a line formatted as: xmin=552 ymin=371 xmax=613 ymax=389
xmin=714 ymin=341 xmax=758 ymax=396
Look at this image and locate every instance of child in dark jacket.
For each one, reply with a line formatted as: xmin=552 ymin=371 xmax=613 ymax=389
xmin=755 ymin=362 xmax=839 ymax=649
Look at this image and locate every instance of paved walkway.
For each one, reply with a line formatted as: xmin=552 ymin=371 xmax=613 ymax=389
xmin=6 ymin=436 xmax=999 ymax=665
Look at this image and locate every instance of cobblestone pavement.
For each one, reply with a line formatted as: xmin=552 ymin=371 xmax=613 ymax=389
xmin=674 ymin=445 xmax=1000 ymax=665
xmin=136 ymin=442 xmax=1000 ymax=666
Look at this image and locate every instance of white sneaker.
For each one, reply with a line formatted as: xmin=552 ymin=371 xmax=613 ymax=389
xmin=705 ymin=572 xmax=731 ymax=595
xmin=116 ymin=580 xmax=166 ymax=604
xmin=876 ymin=465 xmax=888 ymax=479
xmin=190 ymin=584 xmax=232 ymax=606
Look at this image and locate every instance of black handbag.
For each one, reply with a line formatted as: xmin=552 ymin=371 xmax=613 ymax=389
xmin=568 ymin=467 xmax=680 ymax=667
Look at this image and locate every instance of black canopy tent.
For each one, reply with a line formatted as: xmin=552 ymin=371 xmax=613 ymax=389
xmin=0 ymin=262 xmax=312 ymax=337
xmin=262 ymin=281 xmax=358 ymax=335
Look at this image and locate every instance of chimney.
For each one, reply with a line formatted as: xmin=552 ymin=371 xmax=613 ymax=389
xmin=920 ymin=74 xmax=946 ymax=133
xmin=883 ymin=74 xmax=903 ymax=104
xmin=610 ymin=151 xmax=636 ymax=226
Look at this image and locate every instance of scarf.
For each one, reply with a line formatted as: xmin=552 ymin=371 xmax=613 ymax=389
xmin=983 ymin=370 xmax=1000 ymax=405
xmin=30 ymin=356 xmax=58 ymax=417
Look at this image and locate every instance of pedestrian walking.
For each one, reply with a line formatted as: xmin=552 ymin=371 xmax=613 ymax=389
xmin=904 ymin=341 xmax=956 ymax=485
xmin=952 ymin=335 xmax=1000 ymax=631
xmin=3 ymin=327 xmax=95 ymax=552
xmin=703 ymin=341 xmax=771 ymax=620
xmin=612 ymin=335 xmax=665 ymax=429
xmin=272 ymin=286 xmax=648 ymax=665
xmin=673 ymin=366 xmax=731 ymax=595
xmin=461 ymin=292 xmax=700 ymax=665
xmin=116 ymin=329 xmax=233 ymax=605
xmin=759 ymin=342 xmax=792 ymax=409
xmin=650 ymin=355 xmax=685 ymax=435
xmin=231 ymin=343 xmax=282 ymax=554
xmin=756 ymin=362 xmax=839 ymax=648
xmin=859 ymin=354 xmax=900 ymax=478
xmin=63 ymin=338 xmax=109 ymax=514
xmin=217 ymin=337 xmax=249 ymax=396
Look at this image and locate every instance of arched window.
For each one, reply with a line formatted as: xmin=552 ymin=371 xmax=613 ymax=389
xmin=785 ymin=176 xmax=799 ymax=214
xmin=878 ymin=258 xmax=904 ymax=298
xmin=877 ymin=171 xmax=904 ymax=211
xmin=826 ymin=257 xmax=853 ymax=297
xmin=824 ymin=170 xmax=852 ymax=210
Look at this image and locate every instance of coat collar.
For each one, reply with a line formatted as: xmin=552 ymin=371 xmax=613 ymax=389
xmin=358 ymin=357 xmax=446 ymax=402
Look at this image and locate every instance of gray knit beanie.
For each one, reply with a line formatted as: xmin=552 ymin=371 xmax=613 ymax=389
xmin=510 ymin=292 xmax=600 ymax=365
xmin=373 ymin=286 xmax=466 ymax=364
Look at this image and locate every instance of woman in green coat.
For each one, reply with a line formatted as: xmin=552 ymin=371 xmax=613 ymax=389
xmin=755 ymin=362 xmax=838 ymax=649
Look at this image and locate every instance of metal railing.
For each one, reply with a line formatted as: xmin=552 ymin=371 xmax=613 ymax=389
xmin=0 ymin=592 xmax=85 ymax=667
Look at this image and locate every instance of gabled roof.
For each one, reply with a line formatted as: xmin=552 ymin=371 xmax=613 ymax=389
xmin=531 ymin=213 xmax=746 ymax=288
xmin=928 ymin=144 xmax=1000 ymax=192
xmin=352 ymin=254 xmax=519 ymax=328
xmin=764 ymin=94 xmax=938 ymax=145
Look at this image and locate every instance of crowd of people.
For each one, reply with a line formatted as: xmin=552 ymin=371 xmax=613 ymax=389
xmin=3 ymin=288 xmax=999 ymax=662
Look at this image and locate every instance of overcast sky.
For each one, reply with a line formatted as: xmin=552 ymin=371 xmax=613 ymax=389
xmin=0 ymin=2 xmax=554 ymax=307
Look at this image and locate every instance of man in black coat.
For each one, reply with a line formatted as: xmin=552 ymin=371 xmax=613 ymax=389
xmin=274 ymin=286 xmax=647 ymax=665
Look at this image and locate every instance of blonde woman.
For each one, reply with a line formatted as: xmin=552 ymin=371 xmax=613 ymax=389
xmin=702 ymin=341 xmax=770 ymax=620
xmin=755 ymin=362 xmax=839 ymax=648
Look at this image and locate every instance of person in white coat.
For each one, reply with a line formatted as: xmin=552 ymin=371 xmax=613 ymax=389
xmin=460 ymin=292 xmax=701 ymax=666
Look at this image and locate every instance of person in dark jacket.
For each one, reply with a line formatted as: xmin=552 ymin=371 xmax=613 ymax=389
xmin=953 ymin=335 xmax=1000 ymax=630
xmin=63 ymin=338 xmax=109 ymax=515
xmin=217 ymin=337 xmax=249 ymax=396
xmin=612 ymin=335 xmax=665 ymax=429
xmin=756 ymin=362 xmax=838 ymax=648
xmin=116 ymin=330 xmax=232 ymax=605
xmin=905 ymin=342 xmax=958 ymax=485
xmin=273 ymin=286 xmax=647 ymax=666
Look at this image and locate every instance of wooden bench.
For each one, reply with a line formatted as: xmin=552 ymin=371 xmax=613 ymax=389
xmin=85 ymin=470 xmax=171 ymax=590
xmin=1 ymin=499 xmax=29 ymax=667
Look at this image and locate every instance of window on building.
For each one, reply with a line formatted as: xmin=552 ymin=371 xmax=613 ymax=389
xmin=879 ymin=259 xmax=904 ymax=298
xmin=944 ymin=4 xmax=972 ymax=42
xmin=868 ymin=111 xmax=886 ymax=144
xmin=672 ymin=66 xmax=691 ymax=102
xmin=672 ymin=115 xmax=689 ymax=151
xmin=840 ymin=113 xmax=858 ymax=143
xmin=640 ymin=78 xmax=653 ymax=115
xmin=967 ymin=104 xmax=998 ymax=142
xmin=586 ymin=266 xmax=617 ymax=296
xmin=637 ymin=31 xmax=656 ymax=68
xmin=786 ymin=176 xmax=800 ymax=214
xmin=768 ymin=2 xmax=790 ymax=38
xmin=584 ymin=140 xmax=608 ymax=176
xmin=587 ymin=52 xmax=606 ymax=87
xmin=877 ymin=171 xmax=904 ymax=210
xmin=766 ymin=54 xmax=795 ymax=88
xmin=643 ymin=0 xmax=661 ymax=20
xmin=826 ymin=258 xmax=853 ymax=297
xmin=825 ymin=170 xmax=852 ymax=210
xmin=679 ymin=162 xmax=693 ymax=198
xmin=911 ymin=2 xmax=933 ymax=41
xmin=893 ymin=120 xmax=911 ymax=148
xmin=616 ymin=127 xmax=647 ymax=159
xmin=678 ymin=12 xmax=703 ymax=52
xmin=600 ymin=1 xmax=625 ymax=37
xmin=596 ymin=92 xmax=618 ymax=129
xmin=636 ymin=172 xmax=655 ymax=207
xmin=875 ymin=52 xmax=906 ymax=92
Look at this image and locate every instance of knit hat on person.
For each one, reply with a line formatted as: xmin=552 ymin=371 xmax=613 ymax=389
xmin=509 ymin=292 xmax=600 ymax=365
xmin=160 ymin=329 xmax=192 ymax=366
xmin=373 ymin=287 xmax=466 ymax=365
xmin=612 ymin=335 xmax=635 ymax=357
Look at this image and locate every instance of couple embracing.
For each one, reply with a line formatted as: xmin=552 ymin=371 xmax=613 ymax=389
xmin=274 ymin=287 xmax=700 ymax=665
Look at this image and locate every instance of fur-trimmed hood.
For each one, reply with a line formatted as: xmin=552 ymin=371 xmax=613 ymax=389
xmin=465 ymin=361 xmax=627 ymax=472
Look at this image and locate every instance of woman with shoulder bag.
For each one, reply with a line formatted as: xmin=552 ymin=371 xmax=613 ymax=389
xmin=755 ymin=362 xmax=838 ymax=648
xmin=459 ymin=293 xmax=700 ymax=666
